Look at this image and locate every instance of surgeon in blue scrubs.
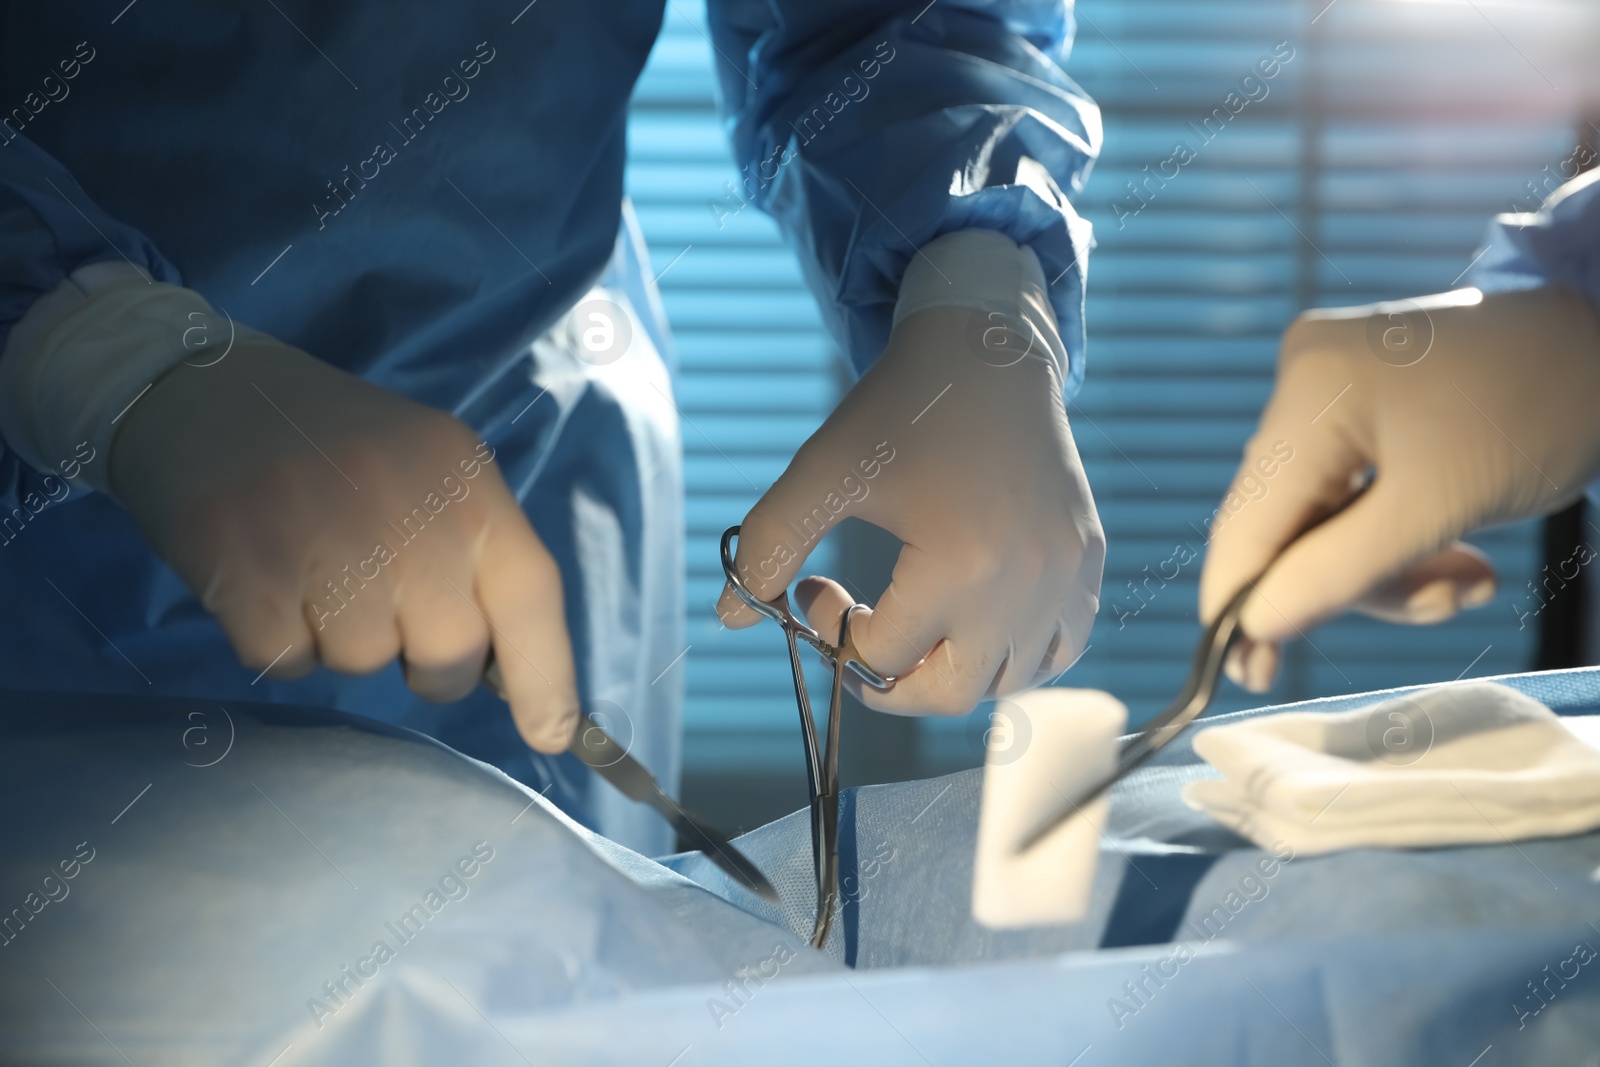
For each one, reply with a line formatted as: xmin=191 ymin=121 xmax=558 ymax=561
xmin=0 ymin=2 xmax=1105 ymax=852
xmin=1201 ymin=170 xmax=1600 ymax=692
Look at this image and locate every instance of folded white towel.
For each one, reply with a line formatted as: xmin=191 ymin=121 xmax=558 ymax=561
xmin=1182 ymin=682 xmax=1600 ymax=855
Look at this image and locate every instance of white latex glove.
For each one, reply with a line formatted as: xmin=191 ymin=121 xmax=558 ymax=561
xmin=1199 ymin=284 xmax=1600 ymax=693
xmin=716 ymin=230 xmax=1105 ymax=715
xmin=2 ymin=271 xmax=578 ymax=752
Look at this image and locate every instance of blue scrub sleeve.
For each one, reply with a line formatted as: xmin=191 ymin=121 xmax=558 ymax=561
xmin=1471 ymin=169 xmax=1600 ymax=306
xmin=1470 ymin=169 xmax=1600 ymax=505
xmin=706 ymin=0 xmax=1100 ymax=394
xmin=0 ymin=134 xmax=180 ymax=509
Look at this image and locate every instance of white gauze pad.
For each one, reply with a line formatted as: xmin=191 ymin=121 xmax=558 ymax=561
xmin=973 ymin=688 xmax=1127 ymax=928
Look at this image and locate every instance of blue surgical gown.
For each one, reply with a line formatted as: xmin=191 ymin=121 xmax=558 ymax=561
xmin=0 ymin=1 xmax=1100 ymax=851
xmin=1471 ymin=168 xmax=1600 ymax=508
xmin=1472 ymin=167 xmax=1600 ymax=304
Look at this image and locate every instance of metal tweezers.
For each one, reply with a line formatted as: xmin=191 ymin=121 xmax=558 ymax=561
xmin=1010 ymin=579 xmax=1254 ymax=855
xmin=720 ymin=526 xmax=897 ymax=948
xmin=1011 ymin=485 xmax=1367 ymax=856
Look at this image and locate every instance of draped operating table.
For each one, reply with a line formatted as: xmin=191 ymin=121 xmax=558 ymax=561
xmin=3 ymin=670 xmax=1599 ymax=1065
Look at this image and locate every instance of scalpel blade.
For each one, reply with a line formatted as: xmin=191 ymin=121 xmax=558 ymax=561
xmin=569 ymin=713 xmax=780 ymax=904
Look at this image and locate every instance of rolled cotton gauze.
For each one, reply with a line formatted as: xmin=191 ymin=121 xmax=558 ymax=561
xmin=972 ymin=687 xmax=1128 ymax=928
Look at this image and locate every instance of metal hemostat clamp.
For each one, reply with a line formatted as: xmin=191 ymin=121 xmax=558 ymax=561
xmin=720 ymin=525 xmax=897 ymax=949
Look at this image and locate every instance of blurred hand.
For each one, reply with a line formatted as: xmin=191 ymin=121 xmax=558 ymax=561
xmin=111 ymin=330 xmax=579 ymax=752
xmin=716 ymin=303 xmax=1104 ymax=715
xmin=1200 ymin=285 xmax=1600 ymax=692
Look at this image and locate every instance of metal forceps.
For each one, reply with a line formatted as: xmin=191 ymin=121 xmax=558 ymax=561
xmin=1012 ymin=483 xmax=1371 ymax=856
xmin=720 ymin=526 xmax=897 ymax=948
xmin=1011 ymin=579 xmax=1252 ymax=855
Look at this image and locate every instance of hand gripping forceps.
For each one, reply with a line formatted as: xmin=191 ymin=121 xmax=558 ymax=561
xmin=720 ymin=526 xmax=897 ymax=949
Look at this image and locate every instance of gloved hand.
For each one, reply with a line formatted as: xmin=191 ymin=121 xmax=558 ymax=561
xmin=104 ymin=312 xmax=579 ymax=752
xmin=1199 ymin=284 xmax=1600 ymax=692
xmin=716 ymin=230 xmax=1105 ymax=715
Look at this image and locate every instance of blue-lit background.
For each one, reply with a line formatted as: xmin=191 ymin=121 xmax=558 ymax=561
xmin=626 ymin=0 xmax=1596 ymax=819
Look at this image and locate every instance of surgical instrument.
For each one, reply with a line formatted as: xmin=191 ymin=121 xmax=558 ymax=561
xmin=483 ymin=655 xmax=779 ymax=904
xmin=1010 ymin=579 xmax=1251 ymax=855
xmin=720 ymin=525 xmax=897 ymax=948
xmin=1012 ymin=486 xmax=1369 ymax=856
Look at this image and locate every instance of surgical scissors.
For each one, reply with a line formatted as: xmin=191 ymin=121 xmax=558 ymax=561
xmin=720 ymin=526 xmax=896 ymax=948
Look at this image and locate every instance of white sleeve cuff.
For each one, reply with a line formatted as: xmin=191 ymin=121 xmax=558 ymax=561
xmin=0 ymin=263 xmax=223 ymax=495
xmin=892 ymin=228 xmax=1068 ymax=382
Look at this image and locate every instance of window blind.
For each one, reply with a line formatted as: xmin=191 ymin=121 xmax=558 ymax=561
xmin=627 ymin=0 xmax=1591 ymax=781
xmin=629 ymin=1 xmax=842 ymax=778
